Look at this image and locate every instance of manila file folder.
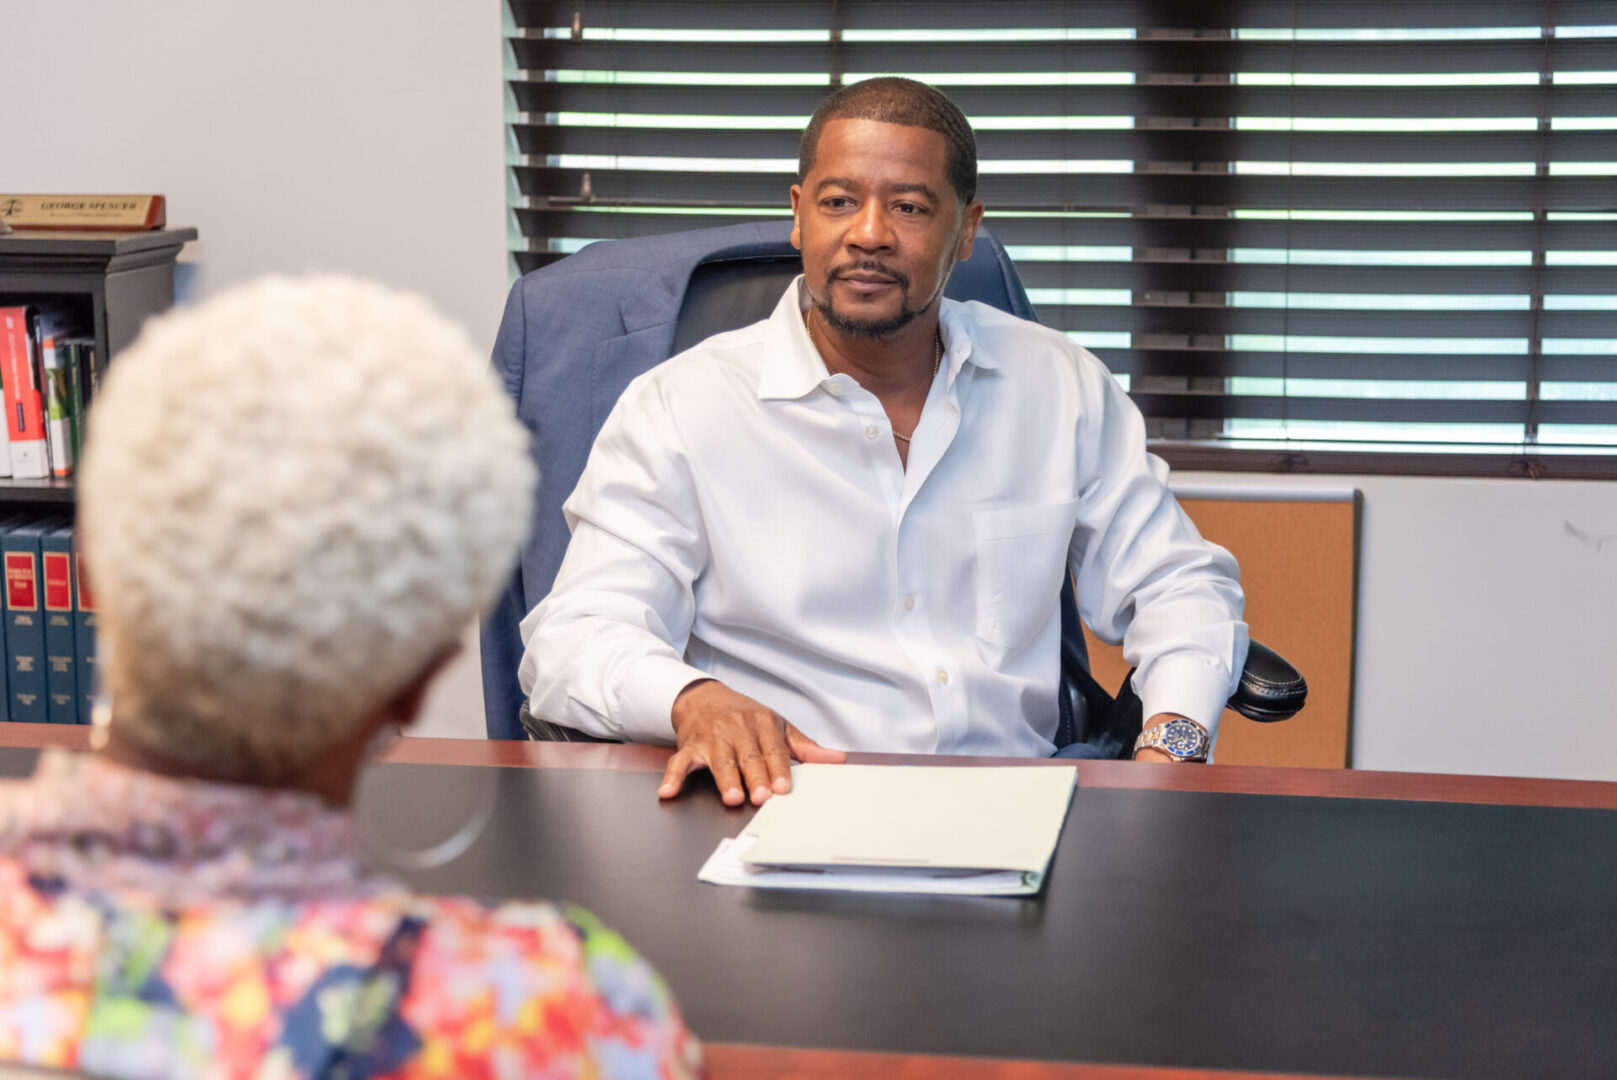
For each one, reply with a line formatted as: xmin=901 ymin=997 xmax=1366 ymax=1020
xmin=733 ymin=763 xmax=1076 ymax=889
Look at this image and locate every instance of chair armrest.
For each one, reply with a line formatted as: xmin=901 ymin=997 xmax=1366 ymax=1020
xmin=1227 ymin=640 xmax=1308 ymax=723
xmin=517 ymin=702 xmax=619 ymax=743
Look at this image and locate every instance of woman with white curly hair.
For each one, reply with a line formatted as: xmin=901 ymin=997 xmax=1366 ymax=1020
xmin=0 ymin=277 xmax=701 ymax=1079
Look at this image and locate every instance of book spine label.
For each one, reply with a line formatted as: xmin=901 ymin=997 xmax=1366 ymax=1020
xmin=6 ymin=554 xmax=36 ymax=610
xmin=42 ymin=535 xmax=76 ymax=724
xmin=1 ymin=310 xmax=48 ymax=479
xmin=41 ymin=340 xmax=74 ymax=478
xmin=4 ymin=538 xmax=46 ymax=723
xmin=75 ymin=550 xmax=96 ymax=725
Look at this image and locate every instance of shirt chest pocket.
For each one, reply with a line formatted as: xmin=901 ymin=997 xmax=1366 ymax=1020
xmin=972 ymin=500 xmax=1079 ymax=649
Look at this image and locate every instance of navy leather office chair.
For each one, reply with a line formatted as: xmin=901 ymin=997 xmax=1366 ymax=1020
xmin=482 ymin=220 xmax=1305 ymax=751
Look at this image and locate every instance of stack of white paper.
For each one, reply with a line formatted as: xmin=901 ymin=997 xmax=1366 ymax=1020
xmin=698 ymin=763 xmax=1076 ymax=896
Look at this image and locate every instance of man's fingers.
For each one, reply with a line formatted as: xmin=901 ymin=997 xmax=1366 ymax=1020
xmin=735 ymin=746 xmax=775 ymax=806
xmin=705 ymin=749 xmax=748 ymax=807
xmin=762 ymin=742 xmax=794 ymax=794
xmin=784 ymin=723 xmax=847 ymax=765
xmin=753 ymin=719 xmax=796 ymax=794
xmin=666 ymin=681 xmax=839 ymax=805
xmin=658 ymin=742 xmax=750 ymax=806
xmin=658 ymin=750 xmax=700 ymax=800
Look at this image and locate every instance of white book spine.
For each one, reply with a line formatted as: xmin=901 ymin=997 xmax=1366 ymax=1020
xmin=9 ymin=442 xmax=48 ymax=480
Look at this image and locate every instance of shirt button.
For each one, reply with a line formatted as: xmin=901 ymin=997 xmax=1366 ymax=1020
xmin=936 ymin=668 xmax=949 ymax=684
xmin=864 ymin=424 xmax=879 ymax=439
xmin=825 ymin=381 xmax=843 ymax=396
xmin=904 ymin=595 xmax=915 ymax=611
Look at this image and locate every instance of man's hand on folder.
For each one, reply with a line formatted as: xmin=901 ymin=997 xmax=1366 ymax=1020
xmin=662 ymin=680 xmax=846 ymax=807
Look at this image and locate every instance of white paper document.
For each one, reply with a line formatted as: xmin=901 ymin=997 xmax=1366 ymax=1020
xmin=697 ymin=763 xmax=1077 ymax=897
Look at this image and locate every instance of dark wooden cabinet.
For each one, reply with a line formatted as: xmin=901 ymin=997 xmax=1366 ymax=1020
xmin=0 ymin=228 xmax=196 ymax=504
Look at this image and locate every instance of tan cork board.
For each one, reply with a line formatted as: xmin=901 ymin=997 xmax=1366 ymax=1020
xmin=1081 ymin=494 xmax=1360 ymax=769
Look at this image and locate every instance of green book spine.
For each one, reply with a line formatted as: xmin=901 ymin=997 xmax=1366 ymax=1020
xmin=61 ymin=343 xmax=85 ymax=466
xmin=78 ymin=341 xmax=98 ymax=421
xmin=41 ymin=338 xmax=74 ymax=478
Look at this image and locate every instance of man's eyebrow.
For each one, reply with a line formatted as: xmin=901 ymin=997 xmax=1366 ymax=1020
xmin=813 ymin=176 xmax=859 ymax=194
xmin=814 ymin=177 xmax=940 ymax=201
xmin=889 ymin=182 xmax=940 ymax=200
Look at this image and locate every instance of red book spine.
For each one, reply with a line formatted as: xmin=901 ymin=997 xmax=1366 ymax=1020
xmin=0 ymin=309 xmax=24 ymax=479
xmin=0 ymin=307 xmax=47 ymax=478
xmin=75 ymin=549 xmax=98 ymax=725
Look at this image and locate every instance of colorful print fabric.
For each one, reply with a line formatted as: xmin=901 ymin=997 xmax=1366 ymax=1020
xmin=0 ymin=751 xmax=702 ymax=1079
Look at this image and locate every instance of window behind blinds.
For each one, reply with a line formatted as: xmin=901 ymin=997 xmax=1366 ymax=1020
xmin=505 ymin=1 xmax=1617 ymax=477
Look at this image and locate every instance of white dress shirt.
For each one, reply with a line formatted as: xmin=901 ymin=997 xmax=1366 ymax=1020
xmin=520 ymin=277 xmax=1248 ymax=756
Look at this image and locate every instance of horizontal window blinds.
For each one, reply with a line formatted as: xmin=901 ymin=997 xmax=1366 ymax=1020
xmin=506 ymin=1 xmax=1617 ymax=475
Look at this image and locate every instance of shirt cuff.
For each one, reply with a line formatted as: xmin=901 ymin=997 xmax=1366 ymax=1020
xmin=613 ymin=655 xmax=711 ymax=744
xmin=1138 ymin=655 xmax=1237 ymax=744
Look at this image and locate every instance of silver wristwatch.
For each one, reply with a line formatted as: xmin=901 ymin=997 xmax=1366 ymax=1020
xmin=1133 ymin=717 xmax=1210 ymax=762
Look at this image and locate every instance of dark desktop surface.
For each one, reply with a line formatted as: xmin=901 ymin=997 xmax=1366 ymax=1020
xmin=4 ymin=746 xmax=1615 ymax=1079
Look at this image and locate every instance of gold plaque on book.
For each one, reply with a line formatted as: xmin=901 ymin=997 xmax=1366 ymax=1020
xmin=0 ymin=195 xmax=166 ymax=231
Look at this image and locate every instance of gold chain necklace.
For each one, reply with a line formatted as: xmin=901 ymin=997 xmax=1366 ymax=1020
xmin=804 ymin=308 xmax=942 ymax=444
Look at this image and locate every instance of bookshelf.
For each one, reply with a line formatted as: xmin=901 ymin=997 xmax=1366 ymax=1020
xmin=0 ymin=227 xmax=196 ymax=504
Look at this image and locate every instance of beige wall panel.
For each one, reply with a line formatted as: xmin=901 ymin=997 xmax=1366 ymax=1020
xmin=1083 ymin=496 xmax=1359 ymax=768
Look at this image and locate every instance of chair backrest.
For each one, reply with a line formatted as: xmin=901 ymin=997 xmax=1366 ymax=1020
xmin=482 ymin=220 xmax=1038 ymax=738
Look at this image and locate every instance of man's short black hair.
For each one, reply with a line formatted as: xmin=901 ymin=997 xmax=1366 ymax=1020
xmin=798 ymin=77 xmax=978 ymax=205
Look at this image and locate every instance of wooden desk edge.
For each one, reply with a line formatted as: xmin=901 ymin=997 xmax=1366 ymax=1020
xmin=387 ymin=738 xmax=1617 ymax=811
xmin=702 ymin=1043 xmax=1397 ymax=1080
xmin=4 ymin=724 xmax=1615 ymax=811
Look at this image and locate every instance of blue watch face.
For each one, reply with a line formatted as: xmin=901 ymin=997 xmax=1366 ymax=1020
xmin=1160 ymin=719 xmax=1204 ymax=757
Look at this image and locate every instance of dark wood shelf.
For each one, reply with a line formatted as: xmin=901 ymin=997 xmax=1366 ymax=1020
xmin=0 ymin=227 xmax=196 ymax=253
xmin=0 ymin=227 xmax=195 ymax=278
xmin=0 ymin=478 xmax=75 ymax=505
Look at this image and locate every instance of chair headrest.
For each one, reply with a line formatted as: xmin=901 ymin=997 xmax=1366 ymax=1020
xmin=673 ymin=255 xmax=803 ymax=354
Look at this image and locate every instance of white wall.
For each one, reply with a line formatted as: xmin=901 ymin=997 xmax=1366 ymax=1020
xmin=5 ymin=3 xmax=1614 ymax=777
xmin=1179 ymin=472 xmax=1617 ymax=782
xmin=1 ymin=0 xmax=507 ymax=738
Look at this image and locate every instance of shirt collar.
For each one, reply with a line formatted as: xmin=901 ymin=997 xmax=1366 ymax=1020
xmin=756 ymin=275 xmax=997 ymax=402
xmin=939 ymin=293 xmax=1000 ymax=377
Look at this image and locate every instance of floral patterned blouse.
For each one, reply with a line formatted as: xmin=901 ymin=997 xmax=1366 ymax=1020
xmin=0 ymin=751 xmax=702 ymax=1079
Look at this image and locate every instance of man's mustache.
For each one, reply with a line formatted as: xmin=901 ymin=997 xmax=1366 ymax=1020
xmin=829 ymin=262 xmax=910 ymax=288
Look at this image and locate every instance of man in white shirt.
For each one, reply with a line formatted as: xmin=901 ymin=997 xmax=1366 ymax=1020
xmin=521 ymin=78 xmax=1248 ymax=805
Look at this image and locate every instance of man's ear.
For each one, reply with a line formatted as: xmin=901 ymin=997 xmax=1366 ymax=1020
xmin=955 ymin=200 xmax=986 ymax=262
xmin=789 ymin=184 xmax=804 ymax=250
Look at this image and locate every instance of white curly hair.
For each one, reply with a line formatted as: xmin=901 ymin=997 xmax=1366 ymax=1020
xmin=79 ymin=275 xmax=535 ymax=781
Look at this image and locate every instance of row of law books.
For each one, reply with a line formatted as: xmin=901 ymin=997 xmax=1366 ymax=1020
xmin=0 ymin=306 xmax=94 ymax=480
xmin=1 ymin=515 xmax=97 ymax=724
